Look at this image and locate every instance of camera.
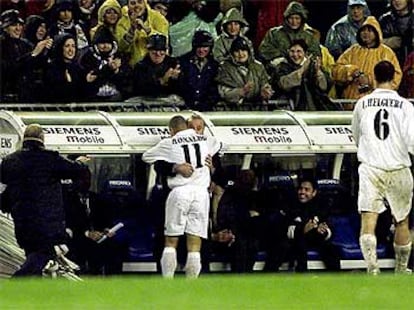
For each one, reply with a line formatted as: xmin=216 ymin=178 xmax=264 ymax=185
xmin=352 ymin=70 xmax=372 ymax=94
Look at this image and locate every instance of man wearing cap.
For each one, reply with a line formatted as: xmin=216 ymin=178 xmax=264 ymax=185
xmin=0 ymin=124 xmax=89 ymax=277
xmin=131 ymin=33 xmax=181 ymax=97
xmin=178 ymin=30 xmax=219 ymax=111
xmin=325 ymin=0 xmax=371 ymax=60
xmin=0 ymin=9 xmax=53 ymax=102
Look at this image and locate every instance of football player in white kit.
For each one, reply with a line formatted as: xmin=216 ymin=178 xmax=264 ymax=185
xmin=352 ymin=60 xmax=414 ymax=275
xmin=142 ymin=115 xmax=222 ymax=278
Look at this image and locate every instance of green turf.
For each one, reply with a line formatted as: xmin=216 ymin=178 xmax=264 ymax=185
xmin=0 ymin=273 xmax=412 ymax=309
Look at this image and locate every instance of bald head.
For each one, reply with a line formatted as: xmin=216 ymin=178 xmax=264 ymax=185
xmin=23 ymin=124 xmax=44 ymax=144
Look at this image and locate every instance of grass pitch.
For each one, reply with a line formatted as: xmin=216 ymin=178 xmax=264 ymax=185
xmin=0 ymin=273 xmax=411 ymax=309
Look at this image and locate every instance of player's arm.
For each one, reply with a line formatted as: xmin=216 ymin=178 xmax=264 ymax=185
xmin=154 ymin=161 xmax=194 ymax=178
xmin=351 ymin=106 xmax=361 ymax=146
xmin=142 ymin=139 xmax=172 ymax=164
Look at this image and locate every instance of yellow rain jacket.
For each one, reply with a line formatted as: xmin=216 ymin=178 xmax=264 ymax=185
xmin=332 ymin=16 xmax=401 ymax=101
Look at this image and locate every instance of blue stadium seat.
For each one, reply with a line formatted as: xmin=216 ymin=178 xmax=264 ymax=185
xmin=102 ymin=179 xmax=154 ymax=262
xmin=330 ymin=214 xmax=388 ymax=259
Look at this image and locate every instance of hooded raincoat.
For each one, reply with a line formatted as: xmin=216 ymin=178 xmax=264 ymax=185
xmin=332 ymin=16 xmax=402 ymax=101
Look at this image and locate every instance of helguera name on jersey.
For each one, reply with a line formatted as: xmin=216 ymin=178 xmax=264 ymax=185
xmin=362 ymin=98 xmax=403 ymax=109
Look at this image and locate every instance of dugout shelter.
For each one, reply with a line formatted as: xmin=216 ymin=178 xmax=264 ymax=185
xmin=0 ymin=109 xmax=396 ymax=272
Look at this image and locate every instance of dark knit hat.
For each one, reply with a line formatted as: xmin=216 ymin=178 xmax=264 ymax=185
xmin=56 ymin=0 xmax=74 ymax=12
xmin=192 ymin=30 xmax=214 ymax=48
xmin=1 ymin=9 xmax=24 ymax=29
xmin=23 ymin=124 xmax=44 ymax=144
xmin=230 ymin=36 xmax=250 ymax=54
xmin=93 ymin=26 xmax=115 ymax=45
xmin=147 ymin=33 xmax=168 ymax=50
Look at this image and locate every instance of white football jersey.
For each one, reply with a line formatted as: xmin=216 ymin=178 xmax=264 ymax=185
xmin=142 ymin=128 xmax=222 ymax=188
xmin=352 ymin=89 xmax=414 ymax=170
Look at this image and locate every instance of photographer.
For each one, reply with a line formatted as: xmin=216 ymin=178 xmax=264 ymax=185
xmin=332 ymin=16 xmax=401 ymax=108
xmin=272 ymin=39 xmax=333 ymax=111
xmin=115 ymin=0 xmax=169 ymax=67
xmin=78 ymin=26 xmax=131 ymax=101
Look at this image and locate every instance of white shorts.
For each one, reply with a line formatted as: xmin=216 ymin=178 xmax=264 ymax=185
xmin=164 ymin=185 xmax=210 ymax=239
xmin=358 ymin=163 xmax=413 ymax=222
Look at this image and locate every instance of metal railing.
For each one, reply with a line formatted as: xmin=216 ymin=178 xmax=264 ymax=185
xmin=0 ymin=97 xmax=412 ymax=112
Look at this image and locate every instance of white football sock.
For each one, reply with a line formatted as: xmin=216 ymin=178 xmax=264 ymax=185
xmin=394 ymin=242 xmax=412 ymax=273
xmin=185 ymin=252 xmax=201 ymax=279
xmin=360 ymin=234 xmax=379 ymax=274
xmin=161 ymin=247 xmax=177 ymax=278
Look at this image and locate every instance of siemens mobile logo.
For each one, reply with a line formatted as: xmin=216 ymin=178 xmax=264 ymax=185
xmin=0 ymin=137 xmax=13 ymax=148
xmin=44 ymin=127 xmax=101 ymax=135
xmin=43 ymin=127 xmax=104 ymax=143
xmin=231 ymin=127 xmax=289 ymax=135
xmin=231 ymin=127 xmax=292 ymax=143
xmin=136 ymin=128 xmax=170 ymax=135
xmin=324 ymin=126 xmax=354 ymax=142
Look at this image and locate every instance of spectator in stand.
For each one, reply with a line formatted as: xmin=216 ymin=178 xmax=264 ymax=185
xmin=131 ymin=33 xmax=181 ymax=97
xmin=90 ymin=0 xmax=122 ymax=40
xmin=23 ymin=14 xmax=54 ymax=103
xmin=212 ymin=7 xmax=253 ymax=63
xmin=24 ymin=15 xmax=49 ymax=45
xmin=179 ymin=30 xmax=219 ymax=111
xmin=77 ymin=0 xmax=100 ymax=37
xmin=0 ymin=124 xmax=88 ymax=277
xmin=400 ymin=51 xmax=414 ymax=97
xmin=148 ymin=0 xmax=170 ymax=18
xmin=214 ymin=169 xmax=264 ymax=273
xmin=0 ymin=9 xmax=53 ymax=103
xmin=65 ymin=168 xmax=125 ymax=275
xmin=325 ymin=0 xmax=371 ymax=60
xmin=78 ymin=25 xmax=131 ymax=101
xmin=168 ymin=0 xmax=220 ymax=58
xmin=44 ymin=33 xmax=90 ymax=102
xmin=272 ymin=39 xmax=333 ymax=111
xmin=285 ymin=178 xmax=340 ymax=272
xmin=115 ymin=0 xmax=169 ymax=67
xmin=379 ymin=0 xmax=413 ymax=67
xmin=216 ymin=36 xmax=273 ymax=110
xmin=332 ymin=16 xmax=402 ymax=107
xmin=49 ymin=0 xmax=90 ymax=50
xmin=258 ymin=1 xmax=321 ymax=72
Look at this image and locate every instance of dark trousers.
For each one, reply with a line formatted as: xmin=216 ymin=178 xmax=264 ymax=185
xmin=293 ymin=230 xmax=341 ymax=272
xmin=14 ymin=248 xmax=54 ymax=277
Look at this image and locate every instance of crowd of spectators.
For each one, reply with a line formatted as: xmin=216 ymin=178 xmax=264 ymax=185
xmin=1 ymin=0 xmax=413 ymax=110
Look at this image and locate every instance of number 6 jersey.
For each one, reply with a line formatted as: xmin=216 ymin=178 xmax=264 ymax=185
xmin=142 ymin=128 xmax=222 ymax=188
xmin=352 ymin=88 xmax=414 ymax=170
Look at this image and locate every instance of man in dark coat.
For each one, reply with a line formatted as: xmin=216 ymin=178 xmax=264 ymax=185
xmin=0 ymin=124 xmax=88 ymax=277
xmin=178 ymin=30 xmax=219 ymax=111
xmin=131 ymin=33 xmax=181 ymax=97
